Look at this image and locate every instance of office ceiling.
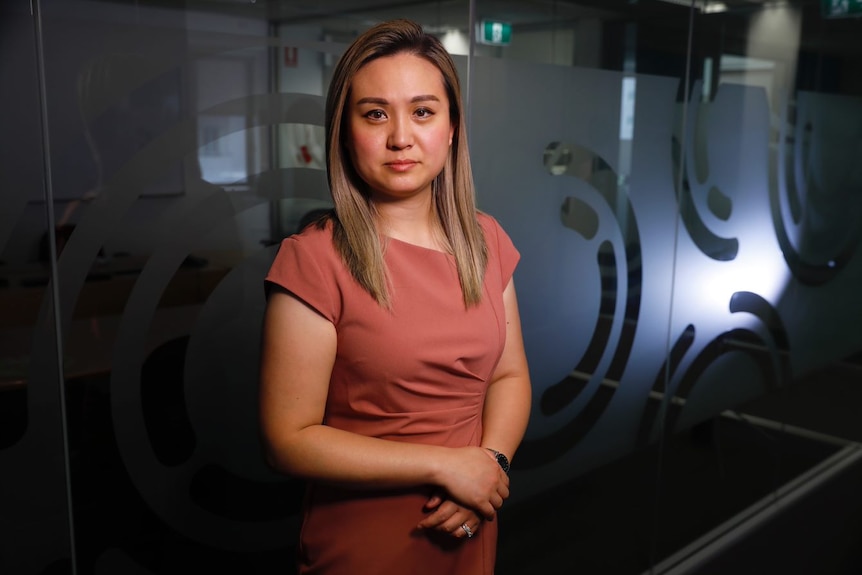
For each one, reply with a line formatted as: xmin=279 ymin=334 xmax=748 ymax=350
xmin=129 ymin=0 xmax=797 ymax=30
xmin=93 ymin=0 xmax=855 ymax=60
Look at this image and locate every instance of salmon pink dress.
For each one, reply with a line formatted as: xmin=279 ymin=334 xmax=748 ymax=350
xmin=265 ymin=212 xmax=519 ymax=575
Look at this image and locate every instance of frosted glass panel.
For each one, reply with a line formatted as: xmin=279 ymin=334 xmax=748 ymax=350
xmin=3 ymin=0 xmax=861 ymax=573
xmin=472 ymin=56 xmax=680 ymax=493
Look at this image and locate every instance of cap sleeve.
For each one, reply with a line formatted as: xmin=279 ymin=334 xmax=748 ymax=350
xmin=264 ymin=233 xmax=340 ymax=324
xmin=480 ymin=212 xmax=520 ymax=286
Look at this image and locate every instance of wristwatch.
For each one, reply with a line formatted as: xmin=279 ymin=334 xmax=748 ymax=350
xmin=486 ymin=448 xmax=510 ymax=475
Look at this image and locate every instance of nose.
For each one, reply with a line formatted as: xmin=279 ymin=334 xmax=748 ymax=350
xmin=387 ymin=114 xmax=413 ymax=150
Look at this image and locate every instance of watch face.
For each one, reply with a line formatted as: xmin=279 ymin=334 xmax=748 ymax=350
xmin=487 ymin=448 xmax=510 ymax=474
xmin=495 ymin=452 xmax=510 ymax=474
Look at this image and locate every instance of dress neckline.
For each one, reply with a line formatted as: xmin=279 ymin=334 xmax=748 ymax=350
xmin=385 ymin=235 xmax=451 ymax=255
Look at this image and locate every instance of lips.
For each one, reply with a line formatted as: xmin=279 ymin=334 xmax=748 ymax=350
xmin=385 ymin=159 xmax=418 ymax=172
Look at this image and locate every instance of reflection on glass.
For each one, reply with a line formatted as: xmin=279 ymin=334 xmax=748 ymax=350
xmin=1 ymin=0 xmax=860 ymax=573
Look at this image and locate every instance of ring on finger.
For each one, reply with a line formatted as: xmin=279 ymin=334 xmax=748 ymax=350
xmin=460 ymin=523 xmax=474 ymax=538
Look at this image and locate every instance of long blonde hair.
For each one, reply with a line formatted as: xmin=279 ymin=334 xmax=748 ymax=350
xmin=325 ymin=19 xmax=487 ymax=308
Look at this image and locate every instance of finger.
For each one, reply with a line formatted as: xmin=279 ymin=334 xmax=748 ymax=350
xmin=417 ymin=505 xmax=456 ymax=529
xmin=440 ymin=512 xmax=469 ymax=533
xmin=435 ymin=507 xmax=467 ymax=532
xmin=478 ymin=502 xmax=495 ymax=521
xmin=417 ymin=511 xmax=448 ymax=529
xmin=491 ymin=494 xmax=504 ymax=510
xmin=498 ymin=482 xmax=510 ymax=501
xmin=424 ymin=494 xmax=443 ymax=510
xmin=453 ymin=521 xmax=478 ymax=539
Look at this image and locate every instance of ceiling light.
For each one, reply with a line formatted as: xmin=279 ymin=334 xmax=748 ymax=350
xmin=655 ymin=0 xmax=729 ymax=12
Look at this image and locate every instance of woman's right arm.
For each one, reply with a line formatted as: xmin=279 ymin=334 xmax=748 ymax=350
xmin=259 ymin=287 xmax=509 ymax=519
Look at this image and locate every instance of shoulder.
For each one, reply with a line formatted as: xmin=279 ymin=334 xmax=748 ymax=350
xmin=265 ymin=218 xmax=345 ymax=323
xmin=476 ymin=211 xmax=520 ymax=282
xmin=266 ymin=219 xmax=343 ymax=292
xmin=289 ymin=217 xmax=336 ymax=250
xmin=272 ymin=218 xmax=340 ymax=267
xmin=477 ymin=211 xmax=516 ymax=253
xmin=477 ymin=211 xmax=502 ymax=236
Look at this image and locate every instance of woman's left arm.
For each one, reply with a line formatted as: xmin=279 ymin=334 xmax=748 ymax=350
xmin=481 ymin=278 xmax=532 ymax=463
xmin=418 ymin=279 xmax=531 ymax=536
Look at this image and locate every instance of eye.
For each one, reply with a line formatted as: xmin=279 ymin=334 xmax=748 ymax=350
xmin=414 ymin=107 xmax=434 ymax=119
xmin=364 ymin=109 xmax=386 ymax=120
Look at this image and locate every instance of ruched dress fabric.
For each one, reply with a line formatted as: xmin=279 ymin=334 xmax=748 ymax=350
xmin=264 ymin=213 xmax=520 ymax=575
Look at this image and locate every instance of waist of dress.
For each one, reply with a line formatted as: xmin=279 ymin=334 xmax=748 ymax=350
xmin=324 ymin=404 xmax=482 ymax=445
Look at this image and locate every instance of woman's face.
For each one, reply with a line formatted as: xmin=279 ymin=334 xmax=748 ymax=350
xmin=346 ymin=53 xmax=455 ymax=203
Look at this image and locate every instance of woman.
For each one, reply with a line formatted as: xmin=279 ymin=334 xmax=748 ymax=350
xmin=260 ymin=19 xmax=531 ymax=575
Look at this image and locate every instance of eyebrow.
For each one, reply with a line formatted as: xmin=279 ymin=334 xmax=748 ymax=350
xmin=355 ymin=94 xmax=441 ymax=105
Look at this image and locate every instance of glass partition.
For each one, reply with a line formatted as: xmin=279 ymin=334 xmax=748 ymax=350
xmin=1 ymin=1 xmax=860 ymax=574
xmin=654 ymin=3 xmax=862 ymax=572
xmin=0 ymin=3 xmax=74 ymax=573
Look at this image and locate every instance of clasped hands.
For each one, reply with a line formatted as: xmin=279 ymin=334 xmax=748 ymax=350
xmin=416 ymin=446 xmax=509 ymax=539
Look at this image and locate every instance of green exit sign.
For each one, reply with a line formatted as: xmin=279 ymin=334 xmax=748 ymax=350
xmin=822 ymin=0 xmax=862 ymax=17
xmin=479 ymin=20 xmax=511 ymax=45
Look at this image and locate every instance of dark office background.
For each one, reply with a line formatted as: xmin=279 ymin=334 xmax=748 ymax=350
xmin=1 ymin=1 xmax=861 ymax=574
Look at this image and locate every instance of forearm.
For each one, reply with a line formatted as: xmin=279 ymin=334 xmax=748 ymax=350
xmin=480 ymin=374 xmax=532 ymax=463
xmin=264 ymin=424 xmax=446 ymax=489
xmin=263 ymin=424 xmax=508 ymax=518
